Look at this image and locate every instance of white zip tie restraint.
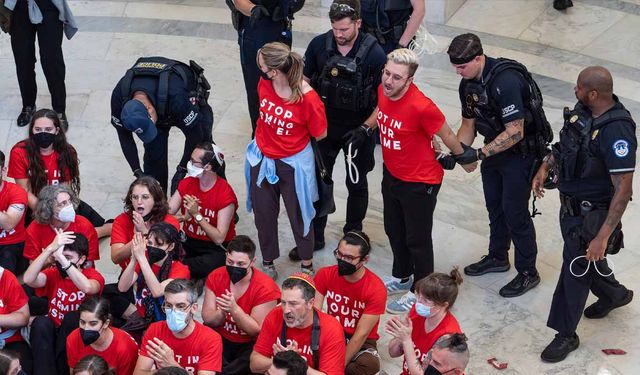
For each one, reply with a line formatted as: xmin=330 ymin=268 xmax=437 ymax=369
xmin=569 ymin=255 xmax=615 ymax=278
xmin=347 ymin=142 xmax=359 ymax=185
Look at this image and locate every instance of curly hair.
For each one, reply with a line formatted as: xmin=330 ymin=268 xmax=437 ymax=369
xmin=123 ymin=176 xmax=168 ymax=224
xmin=34 ymin=184 xmax=80 ymax=224
xmin=25 ymin=109 xmax=80 ymax=196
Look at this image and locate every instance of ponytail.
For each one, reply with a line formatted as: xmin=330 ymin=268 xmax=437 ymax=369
xmin=258 ymin=42 xmax=306 ymax=104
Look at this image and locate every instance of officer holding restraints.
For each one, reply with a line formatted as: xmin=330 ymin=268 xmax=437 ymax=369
xmin=290 ymin=0 xmax=386 ymax=260
xmin=111 ymin=57 xmax=214 ymax=195
xmin=533 ymin=66 xmax=635 ymax=363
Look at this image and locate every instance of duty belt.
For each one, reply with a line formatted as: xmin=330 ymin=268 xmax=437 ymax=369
xmin=559 ymin=194 xmax=609 ymax=217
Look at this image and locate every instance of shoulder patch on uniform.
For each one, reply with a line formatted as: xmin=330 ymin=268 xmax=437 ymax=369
xmin=612 ymin=139 xmax=630 ymax=158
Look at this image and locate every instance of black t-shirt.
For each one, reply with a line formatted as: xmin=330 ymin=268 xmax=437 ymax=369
xmin=558 ymin=100 xmax=637 ymax=201
xmin=303 ymin=31 xmax=386 ymax=127
xmin=360 ymin=0 xmax=413 ymax=31
xmin=458 ymin=57 xmax=528 ymax=140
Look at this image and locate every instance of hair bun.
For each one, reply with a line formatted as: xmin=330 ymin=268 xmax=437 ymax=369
xmin=450 ymin=267 xmax=463 ymax=285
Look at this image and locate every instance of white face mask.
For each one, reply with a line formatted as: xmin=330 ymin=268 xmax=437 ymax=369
xmin=186 ymin=161 xmax=204 ymax=178
xmin=57 ymin=204 xmax=76 ymax=223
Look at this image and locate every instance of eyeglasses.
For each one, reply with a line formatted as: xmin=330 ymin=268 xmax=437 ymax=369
xmin=333 ymin=249 xmax=361 ymax=263
xmin=162 ymin=302 xmax=192 ymax=313
xmin=330 ymin=3 xmax=355 ymax=13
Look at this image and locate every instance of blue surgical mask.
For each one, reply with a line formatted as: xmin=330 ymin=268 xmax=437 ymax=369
xmin=57 ymin=204 xmax=76 ymax=223
xmin=415 ymin=302 xmax=432 ymax=318
xmin=166 ymin=309 xmax=190 ymax=332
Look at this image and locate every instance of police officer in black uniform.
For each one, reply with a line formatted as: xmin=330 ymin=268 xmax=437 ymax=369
xmin=449 ymin=33 xmax=553 ymax=298
xmin=360 ymin=0 xmax=424 ymax=54
xmin=533 ymin=66 xmax=635 ymax=363
xmin=111 ymin=57 xmax=213 ymax=194
xmin=287 ymin=0 xmax=386 ymax=260
xmin=228 ymin=0 xmax=302 ymax=136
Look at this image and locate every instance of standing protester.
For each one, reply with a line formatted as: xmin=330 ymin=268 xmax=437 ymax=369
xmin=245 ymin=42 xmax=327 ymax=279
xmin=296 ymin=0 xmax=386 ymax=260
xmin=228 ymin=0 xmax=303 ymax=136
xmin=0 ymin=151 xmax=29 ymax=274
xmin=360 ymin=0 xmax=424 ymax=53
xmin=533 ymin=67 xmax=635 ymax=363
xmin=6 ymin=0 xmax=76 ymax=130
xmin=169 ymin=143 xmax=238 ymax=280
xmin=448 ymin=33 xmax=552 ymax=298
xmin=314 ymin=231 xmax=386 ymax=375
xmin=0 ymin=267 xmax=31 ymax=374
xmin=111 ymin=56 xmax=214 ymax=194
xmin=362 ymin=48 xmax=469 ymax=313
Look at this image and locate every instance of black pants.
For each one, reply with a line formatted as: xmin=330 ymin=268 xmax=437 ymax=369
xmin=313 ymin=125 xmax=375 ymax=243
xmin=4 ymin=341 xmax=33 ymax=375
xmin=238 ymin=16 xmax=287 ymax=137
xmin=382 ymin=166 xmax=440 ymax=288
xmin=182 ymin=236 xmax=227 ymax=279
xmin=221 ymin=338 xmax=256 ymax=375
xmin=547 ymin=210 xmax=629 ymax=336
xmin=102 ymin=283 xmax=135 ymax=327
xmin=10 ymin=0 xmax=66 ymax=113
xmin=0 ymin=242 xmax=27 ymax=275
xmin=481 ymin=152 xmax=538 ymax=273
xmin=30 ymin=312 xmax=79 ymax=375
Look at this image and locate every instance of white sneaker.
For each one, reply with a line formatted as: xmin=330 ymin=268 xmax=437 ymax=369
xmin=386 ymin=292 xmax=416 ymax=314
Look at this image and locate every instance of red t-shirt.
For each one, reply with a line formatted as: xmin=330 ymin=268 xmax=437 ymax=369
xmin=67 ymin=327 xmax=139 ymax=375
xmin=254 ymin=307 xmax=346 ymax=375
xmin=134 ymin=261 xmax=190 ymax=317
xmin=376 ymin=83 xmax=446 ymax=184
xmin=110 ymin=212 xmax=180 ymax=269
xmin=314 ymin=266 xmax=387 ymax=340
xmin=400 ymin=310 xmax=461 ymax=375
xmin=177 ymin=177 xmax=238 ymax=242
xmin=8 ymin=140 xmax=73 ymax=185
xmin=0 ymin=268 xmax=28 ymax=343
xmin=140 ymin=321 xmax=222 ymax=373
xmin=23 ymin=216 xmax=100 ymax=261
xmin=255 ymin=78 xmax=327 ymax=159
xmin=0 ymin=182 xmax=28 ymax=245
xmin=205 ymin=266 xmax=280 ymax=343
xmin=39 ymin=267 xmax=105 ymax=327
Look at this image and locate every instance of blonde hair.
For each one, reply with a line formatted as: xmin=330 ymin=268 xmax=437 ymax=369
xmin=258 ymin=42 xmax=305 ymax=104
xmin=387 ymin=48 xmax=419 ymax=77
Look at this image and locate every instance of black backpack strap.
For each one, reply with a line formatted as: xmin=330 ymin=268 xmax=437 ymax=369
xmin=311 ymin=309 xmax=320 ymax=369
xmin=280 ymin=318 xmax=287 ymax=348
xmin=592 ymin=108 xmax=636 ymax=131
xmin=324 ymin=30 xmax=335 ymax=55
xmin=354 ymin=33 xmax=377 ymax=63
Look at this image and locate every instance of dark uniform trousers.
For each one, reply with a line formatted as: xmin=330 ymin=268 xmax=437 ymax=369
xmin=313 ymin=126 xmax=375 ymax=242
xmin=481 ymin=151 xmax=538 ymax=273
xmin=30 ymin=311 xmax=79 ymax=375
xmin=382 ymin=166 xmax=440 ymax=287
xmin=238 ymin=16 xmax=287 ymax=136
xmin=547 ymin=209 xmax=629 ymax=336
xmin=10 ymin=0 xmax=66 ymax=113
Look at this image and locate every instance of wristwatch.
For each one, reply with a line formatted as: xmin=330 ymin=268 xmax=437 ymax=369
xmin=477 ymin=148 xmax=487 ymax=161
xmin=195 ymin=214 xmax=203 ymax=223
xmin=361 ymin=125 xmax=374 ymax=137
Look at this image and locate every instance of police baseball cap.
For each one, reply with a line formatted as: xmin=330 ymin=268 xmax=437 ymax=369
xmin=121 ymin=99 xmax=157 ymax=144
xmin=447 ymin=33 xmax=483 ymax=65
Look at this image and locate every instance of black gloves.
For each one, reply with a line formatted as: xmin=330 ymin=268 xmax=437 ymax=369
xmin=250 ymin=5 xmax=270 ymax=27
xmin=436 ymin=153 xmax=456 ymax=170
xmin=453 ymin=143 xmax=479 ymax=165
xmin=170 ymin=166 xmax=187 ymax=196
xmin=342 ymin=125 xmax=372 ymax=150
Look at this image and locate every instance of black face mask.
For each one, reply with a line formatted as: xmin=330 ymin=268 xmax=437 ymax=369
xmin=142 ymin=211 xmax=154 ymax=222
xmin=259 ymin=70 xmax=272 ymax=81
xmin=56 ymin=261 xmax=75 ymax=278
xmin=33 ymin=132 xmax=56 ymax=148
xmin=79 ymin=328 xmax=101 ymax=346
xmin=337 ymin=258 xmax=358 ymax=276
xmin=226 ymin=265 xmax=248 ymax=284
xmin=424 ymin=365 xmax=442 ymax=375
xmin=147 ymin=246 xmax=166 ymax=264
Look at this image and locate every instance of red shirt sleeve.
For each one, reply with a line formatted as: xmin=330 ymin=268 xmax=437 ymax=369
xmin=197 ymin=326 xmax=223 ymax=372
xmin=7 ymin=142 xmax=28 ymax=180
xmin=83 ymin=268 xmax=105 ymax=294
xmin=23 ymin=222 xmax=42 ymax=260
xmin=66 ymin=328 xmax=82 ymax=368
xmin=218 ymin=179 xmax=239 ymax=211
xmin=313 ymin=267 xmax=329 ymax=296
xmin=163 ymin=214 xmax=180 ymax=231
xmin=253 ymin=308 xmax=280 ymax=357
xmin=3 ymin=270 xmax=28 ymax=310
xmin=110 ymin=213 xmax=132 ymax=246
xmin=251 ymin=272 xmax=281 ymax=306
xmin=168 ymin=261 xmax=190 ymax=280
xmin=317 ymin=313 xmax=346 ymax=375
xmin=363 ymin=273 xmax=387 ymax=315
xmin=304 ymin=91 xmax=328 ymax=138
xmin=421 ymin=99 xmax=446 ymax=138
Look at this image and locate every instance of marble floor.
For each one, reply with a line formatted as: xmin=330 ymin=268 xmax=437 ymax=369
xmin=1 ymin=0 xmax=639 ymax=373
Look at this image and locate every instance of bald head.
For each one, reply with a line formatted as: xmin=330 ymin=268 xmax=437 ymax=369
xmin=578 ymin=66 xmax=613 ymax=96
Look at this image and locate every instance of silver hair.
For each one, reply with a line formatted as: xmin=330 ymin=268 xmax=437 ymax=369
xmin=164 ymin=279 xmax=198 ymax=304
xmin=387 ymin=48 xmax=420 ymax=77
xmin=34 ymin=184 xmax=80 ymax=224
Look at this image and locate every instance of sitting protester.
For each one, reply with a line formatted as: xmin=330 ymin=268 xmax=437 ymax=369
xmin=0 ymin=150 xmax=29 ymax=274
xmin=134 ymin=279 xmax=223 ymax=374
xmin=67 ymin=297 xmax=139 ymax=375
xmin=0 ymin=349 xmax=26 ymax=375
xmin=23 ymin=231 xmax=105 ymax=375
xmin=116 ymin=223 xmax=190 ymax=333
xmin=268 ymin=350 xmax=308 ymax=375
xmin=0 ymin=267 xmax=31 ymax=373
xmin=72 ymin=354 xmax=115 ymax=375
xmin=202 ymin=235 xmax=280 ymax=374
xmin=386 ymin=269 xmax=463 ymax=375
xmin=423 ymin=333 xmax=470 ymax=375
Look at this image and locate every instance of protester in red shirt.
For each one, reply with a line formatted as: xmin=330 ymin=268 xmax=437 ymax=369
xmin=246 ymin=42 xmax=328 ymax=279
xmin=0 ymin=150 xmax=29 ymax=274
xmin=23 ymin=231 xmax=105 ymax=375
xmin=67 ymin=297 xmax=139 ymax=375
xmin=201 ymin=235 xmax=280 ymax=374
xmin=117 ymin=223 xmax=190 ymax=334
xmin=251 ymin=272 xmax=346 ymax=375
xmin=71 ymin=354 xmax=114 ymax=375
xmin=168 ymin=142 xmax=238 ymax=280
xmin=0 ymin=266 xmax=31 ymax=374
xmin=359 ymin=49 xmax=472 ymax=314
xmin=314 ymin=231 xmax=386 ymax=375
xmin=8 ymin=109 xmax=112 ymax=238
xmin=422 ymin=333 xmax=470 ymax=375
xmin=268 ymin=350 xmax=309 ymax=375
xmin=134 ymin=279 xmax=223 ymax=374
xmin=385 ymin=268 xmax=464 ymax=375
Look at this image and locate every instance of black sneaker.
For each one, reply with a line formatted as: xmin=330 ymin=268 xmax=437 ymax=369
xmin=499 ymin=271 xmax=540 ymax=297
xmin=57 ymin=112 xmax=68 ymax=132
xmin=541 ymin=333 xmax=579 ymax=363
xmin=553 ymin=0 xmax=573 ymax=10
xmin=17 ymin=106 xmax=35 ymax=127
xmin=288 ymin=241 xmax=325 ymax=261
xmin=464 ymin=255 xmax=510 ymax=276
xmin=584 ymin=290 xmax=633 ymax=319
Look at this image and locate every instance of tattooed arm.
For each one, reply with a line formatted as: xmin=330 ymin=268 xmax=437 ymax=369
xmin=479 ymin=119 xmax=524 ymax=157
